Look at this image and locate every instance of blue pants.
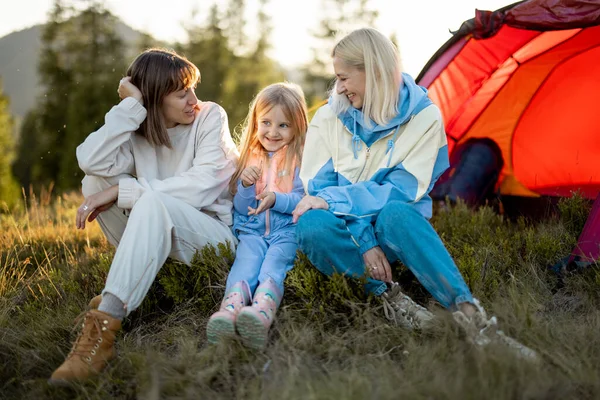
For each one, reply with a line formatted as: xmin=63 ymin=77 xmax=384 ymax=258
xmin=226 ymin=231 xmax=297 ymax=296
xmin=296 ymin=201 xmax=473 ymax=309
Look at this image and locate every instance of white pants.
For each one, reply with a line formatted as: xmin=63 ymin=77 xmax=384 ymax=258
xmin=82 ymin=175 xmax=237 ymax=315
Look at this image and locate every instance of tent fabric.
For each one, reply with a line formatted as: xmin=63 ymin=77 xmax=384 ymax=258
xmin=416 ymin=0 xmax=600 ymax=199
xmin=466 ymin=0 xmax=600 ymax=39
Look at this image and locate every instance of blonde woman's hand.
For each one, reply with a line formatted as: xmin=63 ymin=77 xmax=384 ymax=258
xmin=292 ymin=195 xmax=329 ymax=223
xmin=76 ymin=185 xmax=119 ymax=230
xmin=241 ymin=166 xmax=261 ymax=188
xmin=249 ymin=191 xmax=275 ymax=215
xmin=363 ymin=246 xmax=392 ymax=282
xmin=117 ymin=77 xmax=143 ymax=105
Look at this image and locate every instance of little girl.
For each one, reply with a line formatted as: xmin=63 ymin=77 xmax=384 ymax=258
xmin=206 ymin=82 xmax=308 ymax=349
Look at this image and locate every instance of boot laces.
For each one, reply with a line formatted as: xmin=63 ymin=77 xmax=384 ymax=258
xmin=67 ymin=311 xmax=107 ymax=362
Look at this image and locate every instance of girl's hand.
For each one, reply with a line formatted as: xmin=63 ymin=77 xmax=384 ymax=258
xmin=292 ymin=195 xmax=329 ymax=223
xmin=76 ymin=185 xmax=119 ymax=229
xmin=363 ymin=246 xmax=392 ymax=282
xmin=241 ymin=166 xmax=261 ymax=188
xmin=117 ymin=77 xmax=143 ymax=105
xmin=248 ymin=192 xmax=275 ymax=215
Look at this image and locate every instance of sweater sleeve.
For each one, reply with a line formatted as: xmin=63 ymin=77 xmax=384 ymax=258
xmin=117 ymin=104 xmax=237 ymax=210
xmin=76 ymin=97 xmax=145 ymax=177
xmin=272 ymin=168 xmax=305 ymax=215
xmin=233 ymin=181 xmax=257 ymax=216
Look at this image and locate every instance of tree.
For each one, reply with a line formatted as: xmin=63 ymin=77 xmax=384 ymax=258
xmin=13 ymin=109 xmax=42 ymax=192
xmin=302 ymin=0 xmax=379 ymax=108
xmin=59 ymin=1 xmax=127 ymax=189
xmin=182 ymin=4 xmax=234 ymax=109
xmin=182 ymin=0 xmax=283 ymax=135
xmin=221 ymin=0 xmax=284 ymax=133
xmin=17 ymin=0 xmax=127 ymax=191
xmin=0 ymin=80 xmax=20 ymax=208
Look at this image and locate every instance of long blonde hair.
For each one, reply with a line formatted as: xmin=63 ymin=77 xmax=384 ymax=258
xmin=230 ymin=82 xmax=308 ymax=194
xmin=329 ymin=28 xmax=402 ymax=127
xmin=126 ymin=48 xmax=200 ymax=147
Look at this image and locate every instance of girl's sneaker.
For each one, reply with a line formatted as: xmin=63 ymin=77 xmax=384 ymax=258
xmin=206 ymin=280 xmax=251 ymax=344
xmin=236 ymin=278 xmax=282 ymax=350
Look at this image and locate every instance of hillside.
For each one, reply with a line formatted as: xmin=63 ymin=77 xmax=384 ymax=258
xmin=0 ymin=20 xmax=148 ymax=120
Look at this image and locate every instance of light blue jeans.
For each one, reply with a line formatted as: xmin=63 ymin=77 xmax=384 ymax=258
xmin=225 ymin=230 xmax=297 ymax=296
xmin=295 ymin=201 xmax=474 ymax=309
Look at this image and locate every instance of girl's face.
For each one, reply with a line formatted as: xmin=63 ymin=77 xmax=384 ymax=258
xmin=333 ymin=56 xmax=366 ymax=110
xmin=257 ymin=104 xmax=294 ymax=152
xmin=161 ymin=85 xmax=198 ymax=128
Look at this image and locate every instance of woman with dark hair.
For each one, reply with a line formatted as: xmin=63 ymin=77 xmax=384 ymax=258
xmin=49 ymin=48 xmax=238 ymax=384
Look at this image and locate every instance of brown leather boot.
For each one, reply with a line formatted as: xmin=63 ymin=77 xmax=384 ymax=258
xmin=48 ymin=309 xmax=121 ymax=384
xmin=88 ymin=294 xmax=102 ymax=309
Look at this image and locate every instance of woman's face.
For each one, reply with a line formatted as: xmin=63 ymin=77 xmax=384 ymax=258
xmin=161 ymin=85 xmax=199 ymax=128
xmin=333 ymin=56 xmax=366 ymax=110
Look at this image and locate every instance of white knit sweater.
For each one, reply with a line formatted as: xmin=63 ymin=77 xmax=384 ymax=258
xmin=76 ymin=97 xmax=238 ymax=225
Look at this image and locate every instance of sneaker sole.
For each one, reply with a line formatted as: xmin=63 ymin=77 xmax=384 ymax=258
xmin=206 ymin=316 xmax=236 ymax=344
xmin=236 ymin=310 xmax=268 ymax=350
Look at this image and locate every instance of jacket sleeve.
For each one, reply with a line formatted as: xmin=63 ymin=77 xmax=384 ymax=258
xmin=233 ymin=181 xmax=257 ymax=216
xmin=117 ymin=104 xmax=237 ymax=210
xmin=316 ymin=116 xmax=448 ymax=221
xmin=76 ymin=97 xmax=144 ymax=177
xmin=346 ymin=219 xmax=378 ymax=254
xmin=272 ymin=168 xmax=304 ymax=215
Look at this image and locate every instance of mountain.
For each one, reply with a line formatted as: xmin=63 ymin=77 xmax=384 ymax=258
xmin=0 ymin=20 xmax=151 ymax=122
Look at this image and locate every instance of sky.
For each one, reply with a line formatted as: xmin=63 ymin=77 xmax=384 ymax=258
xmin=0 ymin=0 xmax=511 ymax=77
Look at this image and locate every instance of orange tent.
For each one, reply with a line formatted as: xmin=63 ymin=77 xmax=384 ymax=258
xmin=417 ymin=0 xmax=600 ymax=199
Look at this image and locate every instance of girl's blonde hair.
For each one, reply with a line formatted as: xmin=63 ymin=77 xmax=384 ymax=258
xmin=126 ymin=48 xmax=200 ymax=147
xmin=230 ymin=82 xmax=308 ymax=194
xmin=329 ymin=28 xmax=402 ymax=127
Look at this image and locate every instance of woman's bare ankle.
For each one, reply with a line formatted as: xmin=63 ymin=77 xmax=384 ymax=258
xmin=458 ymin=302 xmax=477 ymax=318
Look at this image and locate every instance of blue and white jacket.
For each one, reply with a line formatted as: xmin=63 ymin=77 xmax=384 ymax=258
xmin=300 ymin=73 xmax=449 ymax=254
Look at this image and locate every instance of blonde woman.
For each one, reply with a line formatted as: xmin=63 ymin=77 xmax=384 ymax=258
xmin=293 ymin=28 xmax=537 ymax=360
xmin=49 ymin=48 xmax=238 ymax=384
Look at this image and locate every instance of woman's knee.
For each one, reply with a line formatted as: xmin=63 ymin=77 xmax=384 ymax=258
xmin=128 ymin=191 xmax=166 ymax=219
xmin=376 ymin=201 xmax=419 ymax=235
xmin=296 ymin=209 xmax=338 ymax=248
xmin=81 ymin=174 xmax=132 ymax=198
xmin=81 ymin=175 xmax=110 ymax=198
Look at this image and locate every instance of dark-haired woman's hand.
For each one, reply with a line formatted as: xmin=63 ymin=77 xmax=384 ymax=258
xmin=76 ymin=185 xmax=119 ymax=230
xmin=117 ymin=77 xmax=143 ymax=105
xmin=292 ymin=195 xmax=329 ymax=223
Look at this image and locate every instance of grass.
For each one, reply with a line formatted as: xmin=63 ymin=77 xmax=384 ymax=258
xmin=1 ymin=192 xmax=599 ymax=399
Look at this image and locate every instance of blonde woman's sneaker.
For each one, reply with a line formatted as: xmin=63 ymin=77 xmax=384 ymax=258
xmin=49 ymin=309 xmax=121 ymax=385
xmin=382 ymin=282 xmax=435 ymax=330
xmin=236 ymin=278 xmax=281 ymax=350
xmin=452 ymin=299 xmax=539 ymax=362
xmin=206 ymin=280 xmax=251 ymax=344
